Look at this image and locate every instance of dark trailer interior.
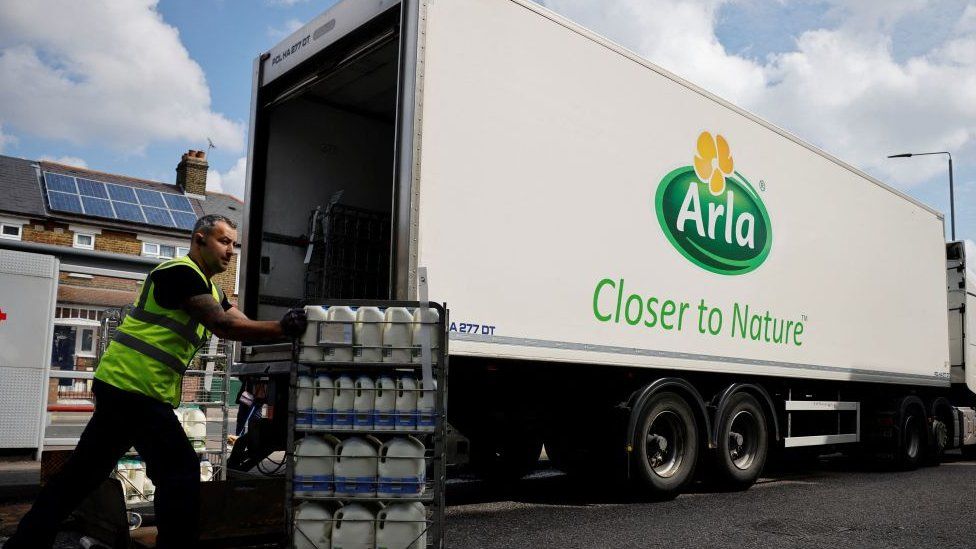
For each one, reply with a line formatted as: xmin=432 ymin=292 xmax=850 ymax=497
xmin=240 ymin=0 xmax=415 ymax=324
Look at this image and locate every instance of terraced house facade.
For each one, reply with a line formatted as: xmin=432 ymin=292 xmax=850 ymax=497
xmin=0 ymin=150 xmax=243 ymax=411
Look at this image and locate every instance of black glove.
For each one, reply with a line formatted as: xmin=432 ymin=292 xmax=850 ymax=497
xmin=279 ymin=308 xmax=308 ymax=339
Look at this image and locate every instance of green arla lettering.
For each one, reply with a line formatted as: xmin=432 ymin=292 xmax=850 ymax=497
xmin=730 ymin=302 xmax=803 ymax=346
xmin=591 ymin=278 xmax=688 ymax=332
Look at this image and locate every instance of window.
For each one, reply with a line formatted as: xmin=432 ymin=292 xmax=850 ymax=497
xmin=78 ymin=328 xmax=95 ymax=357
xmin=142 ymin=242 xmax=185 ymax=259
xmin=56 ymin=307 xmax=103 ymax=321
xmin=0 ymin=223 xmax=22 ymax=240
xmin=73 ymin=232 xmax=95 ymax=249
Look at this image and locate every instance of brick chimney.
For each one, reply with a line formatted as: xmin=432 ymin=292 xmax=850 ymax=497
xmin=176 ymin=149 xmax=208 ymax=198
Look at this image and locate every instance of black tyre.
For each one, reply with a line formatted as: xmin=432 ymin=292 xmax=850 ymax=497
xmin=633 ymin=391 xmax=699 ymax=498
xmin=896 ymin=408 xmax=923 ymax=470
xmin=962 ymin=444 xmax=976 ymax=461
xmin=923 ymin=417 xmax=948 ymax=466
xmin=710 ymin=393 xmax=768 ymax=490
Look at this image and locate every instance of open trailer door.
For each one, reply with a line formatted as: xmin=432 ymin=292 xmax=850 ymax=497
xmin=239 ymin=0 xmax=424 ymax=325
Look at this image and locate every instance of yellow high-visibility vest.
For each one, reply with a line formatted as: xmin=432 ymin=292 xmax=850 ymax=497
xmin=95 ymin=255 xmax=223 ymax=406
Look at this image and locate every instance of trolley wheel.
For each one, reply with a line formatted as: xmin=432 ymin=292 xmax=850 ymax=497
xmin=633 ymin=391 xmax=699 ymax=498
xmin=127 ymin=511 xmax=143 ymax=530
xmin=709 ymin=393 xmax=768 ymax=490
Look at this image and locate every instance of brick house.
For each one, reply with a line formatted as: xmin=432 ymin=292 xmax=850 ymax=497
xmin=0 ymin=151 xmax=243 ymax=405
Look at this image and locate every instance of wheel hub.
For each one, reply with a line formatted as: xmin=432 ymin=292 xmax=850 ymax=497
xmin=728 ymin=410 xmax=759 ymax=470
xmin=644 ymin=411 xmax=684 ymax=478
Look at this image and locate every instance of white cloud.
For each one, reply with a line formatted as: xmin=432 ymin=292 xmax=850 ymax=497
xmin=538 ymin=0 xmax=976 ymax=190
xmin=0 ymin=123 xmax=15 ymax=153
xmin=39 ymin=155 xmax=88 ymax=169
xmin=268 ymin=18 xmax=306 ymax=41
xmin=0 ymin=1 xmax=244 ymax=155
xmin=541 ymin=0 xmax=767 ymax=106
xmin=208 ymin=156 xmax=247 ymax=199
xmin=267 ymin=0 xmax=309 ymax=5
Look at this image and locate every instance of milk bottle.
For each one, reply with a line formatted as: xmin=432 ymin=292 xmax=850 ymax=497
xmin=411 ymin=307 xmax=440 ymax=364
xmin=296 ymin=374 xmax=315 ymax=429
xmin=373 ymin=376 xmax=396 ymax=431
xmin=382 ymin=307 xmax=413 ymax=362
xmin=312 ymin=373 xmax=335 ymax=429
xmin=353 ymin=376 xmax=375 ymax=428
xmin=376 ymin=503 xmax=428 ymax=549
xmin=293 ymin=435 xmax=336 ymax=497
xmin=323 ymin=306 xmax=355 ymax=362
xmin=378 ymin=437 xmax=426 ymax=498
xmin=333 ymin=436 xmax=378 ymax=497
xmin=183 ymin=407 xmax=208 ymax=452
xmin=417 ymin=379 xmax=437 ymax=431
xmin=300 ymin=306 xmax=329 ymax=362
xmin=354 ymin=306 xmax=384 ymax=362
xmin=331 ymin=504 xmax=375 ymax=549
xmin=395 ymin=376 xmax=418 ymax=430
xmin=333 ymin=375 xmax=355 ymax=430
xmin=294 ymin=502 xmax=331 ymax=549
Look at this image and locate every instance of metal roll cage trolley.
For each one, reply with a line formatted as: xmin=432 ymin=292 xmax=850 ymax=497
xmin=285 ymin=299 xmax=448 ymax=549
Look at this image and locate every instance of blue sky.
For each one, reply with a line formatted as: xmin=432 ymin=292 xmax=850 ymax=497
xmin=0 ymin=0 xmax=973 ymax=241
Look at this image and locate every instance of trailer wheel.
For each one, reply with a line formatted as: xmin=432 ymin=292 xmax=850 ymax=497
xmin=710 ymin=393 xmax=768 ymax=490
xmin=633 ymin=391 xmax=699 ymax=498
xmin=896 ymin=408 xmax=923 ymax=470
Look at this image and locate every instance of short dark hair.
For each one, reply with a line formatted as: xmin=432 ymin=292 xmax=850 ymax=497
xmin=192 ymin=214 xmax=237 ymax=236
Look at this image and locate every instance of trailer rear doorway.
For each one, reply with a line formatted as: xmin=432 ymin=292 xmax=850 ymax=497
xmin=247 ymin=12 xmax=402 ymax=321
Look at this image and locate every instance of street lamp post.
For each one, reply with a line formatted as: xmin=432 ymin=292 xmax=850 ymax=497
xmin=887 ymin=151 xmax=955 ymax=241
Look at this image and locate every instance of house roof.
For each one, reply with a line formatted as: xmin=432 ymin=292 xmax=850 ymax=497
xmin=58 ymin=285 xmax=138 ymax=308
xmin=0 ymin=154 xmax=244 ymax=236
xmin=0 ymin=154 xmax=47 ymax=218
xmin=199 ymin=190 xmax=244 ymax=227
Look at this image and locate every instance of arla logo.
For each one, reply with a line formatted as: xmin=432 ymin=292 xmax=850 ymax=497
xmin=654 ymin=132 xmax=772 ymax=275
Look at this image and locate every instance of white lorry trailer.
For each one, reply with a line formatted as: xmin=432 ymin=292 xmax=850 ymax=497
xmin=236 ymin=0 xmax=976 ymax=495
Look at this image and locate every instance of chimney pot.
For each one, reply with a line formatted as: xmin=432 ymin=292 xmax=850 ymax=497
xmin=176 ymin=148 xmax=209 ymax=197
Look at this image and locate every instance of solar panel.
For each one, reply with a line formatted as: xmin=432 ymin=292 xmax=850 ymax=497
xmin=171 ymin=211 xmax=198 ymax=230
xmin=45 ymin=173 xmax=77 ymax=193
xmin=81 ymin=196 xmax=115 ymax=218
xmin=76 ymin=178 xmax=108 ymax=199
xmin=112 ymin=202 xmax=145 ymax=223
xmin=135 ymin=189 xmax=166 ymax=208
xmin=163 ymin=194 xmax=194 ymax=212
xmin=106 ymin=184 xmax=137 ymax=203
xmin=143 ymin=207 xmax=175 ymax=227
xmin=43 ymin=171 xmax=201 ymax=232
xmin=48 ymin=191 xmax=83 ymax=214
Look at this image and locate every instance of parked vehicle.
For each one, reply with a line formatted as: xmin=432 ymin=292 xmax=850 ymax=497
xmin=235 ymin=0 xmax=976 ymax=496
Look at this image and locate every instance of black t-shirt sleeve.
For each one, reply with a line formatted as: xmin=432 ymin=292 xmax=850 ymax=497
xmin=151 ymin=265 xmax=231 ymax=311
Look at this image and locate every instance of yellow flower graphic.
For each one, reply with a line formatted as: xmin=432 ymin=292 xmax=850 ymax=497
xmin=693 ymin=131 xmax=734 ymax=196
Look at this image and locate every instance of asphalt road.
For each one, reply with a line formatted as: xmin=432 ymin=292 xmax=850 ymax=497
xmin=446 ymin=451 xmax=976 ymax=549
xmin=3 ymin=451 xmax=973 ymax=548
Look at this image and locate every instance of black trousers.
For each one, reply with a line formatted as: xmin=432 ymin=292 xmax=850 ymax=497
xmin=6 ymin=380 xmax=200 ymax=549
